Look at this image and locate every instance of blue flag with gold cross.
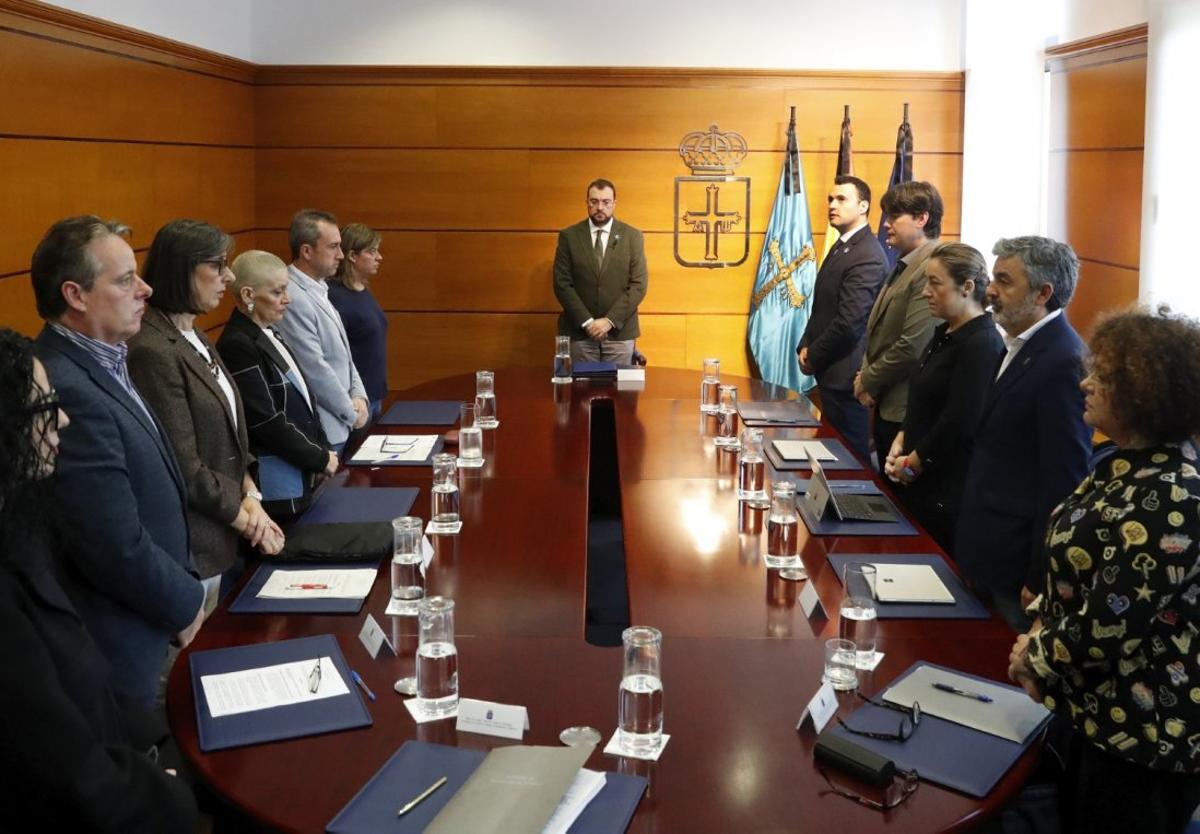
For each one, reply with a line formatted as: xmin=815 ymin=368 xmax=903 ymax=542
xmin=747 ymin=108 xmax=817 ymax=393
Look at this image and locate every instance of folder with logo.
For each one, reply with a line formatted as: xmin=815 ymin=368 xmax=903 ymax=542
xmin=327 ymin=741 xmax=648 ymax=834
xmin=228 ymin=561 xmax=380 ymax=615
xmin=826 ymin=662 xmax=1051 ymax=798
xmin=765 ymin=436 xmax=863 ymax=471
xmin=827 ymin=554 xmax=989 ymax=619
xmin=190 ymin=633 xmax=372 ymax=752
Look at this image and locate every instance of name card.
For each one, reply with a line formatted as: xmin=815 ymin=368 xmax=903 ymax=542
xmin=419 ymin=535 xmax=435 ymax=577
xmin=796 ymin=680 xmax=839 ymax=734
xmin=799 ymin=580 xmax=826 ymax=619
xmin=456 ymin=698 xmax=530 ymax=740
xmin=358 ymin=613 xmax=395 ymax=659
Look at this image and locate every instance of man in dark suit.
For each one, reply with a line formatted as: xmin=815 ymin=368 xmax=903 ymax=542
xmin=798 ymin=175 xmax=887 ymax=463
xmin=955 ymin=236 xmax=1091 ymax=630
xmin=30 ymin=216 xmax=206 ymax=708
xmin=553 ymin=178 xmax=648 ymax=367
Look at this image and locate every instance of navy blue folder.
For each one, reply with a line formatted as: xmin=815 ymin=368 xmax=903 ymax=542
xmin=379 ymin=400 xmax=462 ymax=426
xmin=227 ymin=560 xmax=381 ymax=615
xmin=826 ymin=662 xmax=1050 ymax=797
xmin=190 ymin=634 xmax=372 ymax=752
xmin=826 ymin=554 xmax=990 ymax=619
xmin=295 ymin=486 xmax=418 ymax=526
xmin=792 ymin=480 xmax=918 ymax=536
xmin=345 ymin=436 xmax=444 ymax=467
xmin=764 ymin=437 xmax=864 ymax=471
xmin=573 ymin=361 xmax=618 ymax=379
xmin=327 ymin=740 xmax=647 ymax=834
xmin=737 ymin=399 xmax=820 ymax=427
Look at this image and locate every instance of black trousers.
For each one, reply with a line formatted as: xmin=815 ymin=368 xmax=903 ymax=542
xmin=1062 ymin=738 xmax=1200 ymax=834
xmin=872 ymin=415 xmax=902 ymax=480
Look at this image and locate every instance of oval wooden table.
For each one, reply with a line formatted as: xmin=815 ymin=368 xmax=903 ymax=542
xmin=167 ymin=366 xmax=1035 ymax=833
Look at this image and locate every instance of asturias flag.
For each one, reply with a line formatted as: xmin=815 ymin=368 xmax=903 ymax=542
xmin=747 ymin=107 xmax=818 ymax=393
xmin=877 ymin=103 xmax=914 ymax=269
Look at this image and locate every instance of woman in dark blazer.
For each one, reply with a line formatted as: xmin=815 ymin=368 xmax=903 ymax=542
xmin=883 ymin=242 xmax=1004 ymax=554
xmin=218 ymin=250 xmax=337 ymax=519
xmin=128 ymin=221 xmax=283 ymax=606
xmin=0 ymin=328 xmax=199 ymax=832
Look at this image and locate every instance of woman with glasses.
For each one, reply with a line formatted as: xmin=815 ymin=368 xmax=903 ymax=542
xmin=327 ymin=223 xmax=388 ymax=423
xmin=0 ymin=328 xmax=198 ymax=831
xmin=1008 ymin=308 xmax=1200 ymax=834
xmin=128 ymin=220 xmax=283 ymax=612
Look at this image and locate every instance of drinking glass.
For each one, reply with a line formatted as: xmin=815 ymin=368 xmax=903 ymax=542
xmin=390 ymin=516 xmax=425 ymax=615
xmin=736 ymin=428 xmax=767 ymax=504
xmin=699 ymin=357 xmax=720 ymax=413
xmin=475 ymin=370 xmax=498 ymax=428
xmin=840 ymin=564 xmax=878 ymax=668
xmin=553 ymin=335 xmax=574 ymax=384
xmin=714 ymin=384 xmax=739 ymax=448
xmin=457 ymin=403 xmax=484 ymax=468
xmin=765 ymin=481 xmax=803 ymax=571
xmin=416 ymin=596 xmax=459 ymax=717
xmin=824 ymin=638 xmax=859 ymax=691
xmin=429 ymin=453 xmax=460 ymax=532
xmin=618 ymin=626 xmax=663 ymax=755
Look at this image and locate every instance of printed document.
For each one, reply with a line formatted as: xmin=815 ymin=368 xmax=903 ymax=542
xmin=256 ymin=568 xmax=377 ymax=599
xmin=351 ymin=434 xmax=439 ymax=464
xmin=201 ymin=656 xmax=349 ymax=718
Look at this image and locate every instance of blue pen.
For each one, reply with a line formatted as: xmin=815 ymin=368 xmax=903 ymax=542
xmin=351 ymin=670 xmax=377 ymax=701
xmin=932 ymin=681 xmax=993 ymax=703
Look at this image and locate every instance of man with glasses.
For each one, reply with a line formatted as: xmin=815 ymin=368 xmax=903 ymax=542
xmin=274 ymin=209 xmax=369 ymax=454
xmin=30 ymin=216 xmax=206 ymax=709
xmin=553 ymin=178 xmax=649 ymax=367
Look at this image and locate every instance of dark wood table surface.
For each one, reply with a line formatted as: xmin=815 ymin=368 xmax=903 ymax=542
xmin=167 ymin=366 xmax=1032 ymax=833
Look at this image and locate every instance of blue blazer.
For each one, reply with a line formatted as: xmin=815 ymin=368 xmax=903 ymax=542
xmin=35 ymin=325 xmax=204 ymax=708
xmin=954 ymin=313 xmax=1092 ymax=597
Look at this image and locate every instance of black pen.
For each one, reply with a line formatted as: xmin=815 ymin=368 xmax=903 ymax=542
xmin=932 ymin=681 xmax=993 ymax=703
xmin=397 ymin=776 xmax=447 ymax=816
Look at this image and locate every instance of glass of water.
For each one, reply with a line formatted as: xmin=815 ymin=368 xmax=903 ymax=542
xmin=736 ymin=428 xmax=767 ymax=504
xmin=618 ymin=626 xmax=663 ymax=755
xmin=429 ymin=453 xmax=460 ymax=533
xmin=714 ymin=384 xmax=740 ymax=449
xmin=390 ymin=516 xmax=425 ymax=615
xmin=416 ymin=596 xmax=459 ymax=717
xmin=765 ymin=481 xmax=803 ymax=571
xmin=457 ymin=403 xmax=484 ymax=468
xmin=475 ymin=370 xmax=498 ymax=428
xmin=824 ymin=638 xmax=858 ymax=691
xmin=699 ymin=357 xmax=720 ymax=413
xmin=553 ymin=335 xmax=573 ymax=384
xmin=840 ymin=563 xmax=878 ymax=669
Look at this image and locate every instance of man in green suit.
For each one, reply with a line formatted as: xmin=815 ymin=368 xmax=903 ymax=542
xmin=553 ymin=178 xmax=649 ymax=366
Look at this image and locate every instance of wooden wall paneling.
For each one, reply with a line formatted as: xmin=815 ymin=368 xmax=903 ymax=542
xmin=0 ymin=28 xmax=254 ymax=146
xmin=0 ymin=139 xmax=256 ymax=277
xmin=1066 ymin=261 xmax=1140 ymax=340
xmin=682 ymin=313 xmax=755 ymax=378
xmin=633 ymin=314 xmax=688 ymax=371
xmin=1046 ymin=150 xmax=1143 ymax=269
xmin=0 ymin=274 xmax=41 ymax=336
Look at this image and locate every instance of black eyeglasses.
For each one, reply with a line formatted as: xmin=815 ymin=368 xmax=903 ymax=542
xmin=25 ymin=392 xmax=63 ymax=429
xmin=308 ymin=658 xmax=322 ymax=694
xmin=836 ymin=694 xmax=922 ymax=743
xmin=201 ymin=257 xmax=229 ymax=273
xmin=819 ymin=766 xmax=920 ymax=811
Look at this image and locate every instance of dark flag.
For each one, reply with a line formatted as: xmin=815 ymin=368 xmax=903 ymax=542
xmin=821 ymin=105 xmax=853 ymax=263
xmin=877 ymin=103 xmax=914 ymax=269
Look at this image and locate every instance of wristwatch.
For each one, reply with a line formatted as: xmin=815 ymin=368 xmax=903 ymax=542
xmin=244 ymin=489 xmax=263 ymax=501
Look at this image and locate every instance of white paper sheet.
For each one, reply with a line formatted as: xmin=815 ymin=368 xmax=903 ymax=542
xmin=542 ymin=769 xmax=606 ymax=834
xmin=201 ymin=656 xmax=349 ymax=718
xmin=256 ymin=568 xmax=377 ymax=599
xmin=350 ymin=434 xmax=439 ymax=464
xmin=772 ymin=439 xmax=836 ymax=462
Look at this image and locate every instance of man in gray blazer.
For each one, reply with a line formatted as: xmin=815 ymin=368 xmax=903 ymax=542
xmin=854 ymin=181 xmax=942 ymax=476
xmin=30 ymin=216 xmax=206 ymax=708
xmin=553 ymin=178 xmax=649 ymax=367
xmin=274 ymin=209 xmax=368 ymax=451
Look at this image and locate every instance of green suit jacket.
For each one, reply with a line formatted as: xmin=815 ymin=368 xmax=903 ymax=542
xmin=553 ymin=218 xmax=648 ymax=340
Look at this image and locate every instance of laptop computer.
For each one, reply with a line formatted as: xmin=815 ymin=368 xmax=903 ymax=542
xmin=871 ymin=563 xmax=955 ymax=604
xmin=803 ymin=452 xmax=896 ymax=523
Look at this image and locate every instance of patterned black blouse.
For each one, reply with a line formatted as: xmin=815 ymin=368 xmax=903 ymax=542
xmin=1027 ymin=440 xmax=1200 ymax=772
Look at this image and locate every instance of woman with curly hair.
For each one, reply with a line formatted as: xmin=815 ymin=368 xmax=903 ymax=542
xmin=1008 ymin=307 xmax=1200 ymax=834
xmin=0 ymin=328 xmax=198 ymax=831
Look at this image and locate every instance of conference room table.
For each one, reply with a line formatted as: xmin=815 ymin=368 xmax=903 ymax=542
xmin=167 ymin=366 xmax=1036 ymax=833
